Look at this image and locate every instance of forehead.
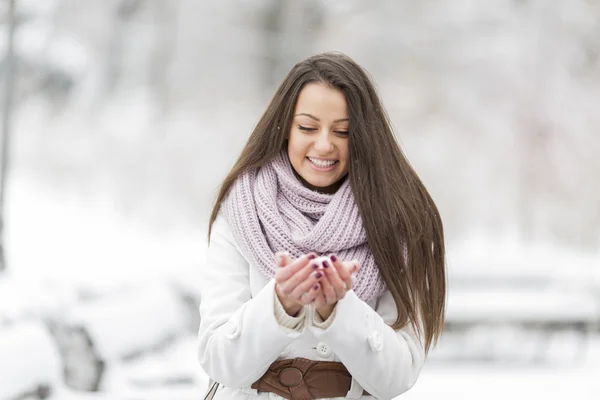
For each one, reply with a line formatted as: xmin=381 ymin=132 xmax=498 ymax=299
xmin=294 ymin=83 xmax=348 ymax=117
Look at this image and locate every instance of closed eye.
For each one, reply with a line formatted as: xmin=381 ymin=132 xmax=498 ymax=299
xmin=335 ymin=131 xmax=349 ymax=137
xmin=298 ymin=125 xmax=317 ymax=132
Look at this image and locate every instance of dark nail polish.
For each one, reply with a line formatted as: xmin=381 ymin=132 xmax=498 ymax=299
xmin=312 ymin=263 xmax=318 ymax=269
xmin=314 ymin=285 xmax=319 ymax=290
xmin=308 ymin=253 xmax=317 ymax=260
xmin=316 ymin=272 xmax=322 ymax=279
xmin=330 ymin=254 xmax=337 ymax=262
xmin=353 ymin=264 xmax=358 ymax=271
xmin=323 ymin=260 xmax=330 ymax=269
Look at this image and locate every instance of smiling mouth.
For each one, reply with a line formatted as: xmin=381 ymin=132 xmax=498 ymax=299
xmin=307 ymin=157 xmax=338 ymax=168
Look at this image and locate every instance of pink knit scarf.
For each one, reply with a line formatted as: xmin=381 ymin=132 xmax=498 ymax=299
xmin=222 ymin=151 xmax=386 ymax=301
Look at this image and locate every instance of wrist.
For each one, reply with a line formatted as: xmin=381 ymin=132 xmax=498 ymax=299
xmin=275 ymin=284 xmax=302 ymax=317
xmin=316 ymin=303 xmax=336 ymax=320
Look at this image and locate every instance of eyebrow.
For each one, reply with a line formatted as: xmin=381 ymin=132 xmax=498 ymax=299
xmin=295 ymin=113 xmax=349 ymax=123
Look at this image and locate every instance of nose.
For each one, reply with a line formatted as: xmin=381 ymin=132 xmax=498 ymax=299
xmin=314 ymin=130 xmax=334 ymax=153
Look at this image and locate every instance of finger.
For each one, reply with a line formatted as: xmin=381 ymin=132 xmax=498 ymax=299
xmin=343 ymin=260 xmax=361 ymax=286
xmin=329 ymin=254 xmax=352 ymax=280
xmin=274 ymin=252 xmax=316 ymax=283
xmin=289 ymin=269 xmax=324 ymax=300
xmin=340 ymin=259 xmax=361 ymax=275
xmin=321 ymin=258 xmax=347 ymax=299
xmin=298 ymin=283 xmax=321 ymax=305
xmin=280 ymin=251 xmax=295 ymax=266
xmin=318 ymin=274 xmax=337 ymax=305
xmin=313 ymin=289 xmax=327 ymax=308
xmin=274 ymin=251 xmax=291 ymax=267
xmin=341 ymin=271 xmax=352 ymax=291
xmin=278 ymin=261 xmax=322 ymax=296
xmin=329 ymin=255 xmax=353 ymax=290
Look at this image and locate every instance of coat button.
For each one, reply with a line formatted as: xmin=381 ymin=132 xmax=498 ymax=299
xmin=225 ymin=322 xmax=240 ymax=339
xmin=316 ymin=342 xmax=332 ymax=357
xmin=368 ymin=331 xmax=383 ymax=352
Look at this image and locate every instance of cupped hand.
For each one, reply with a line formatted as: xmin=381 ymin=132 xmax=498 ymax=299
xmin=313 ymin=255 xmax=361 ymax=319
xmin=274 ymin=252 xmax=324 ymax=316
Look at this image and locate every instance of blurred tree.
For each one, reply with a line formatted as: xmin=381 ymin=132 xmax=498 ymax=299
xmin=261 ymin=0 xmax=285 ymax=90
xmin=261 ymin=0 xmax=324 ymax=92
xmin=7 ymin=0 xmax=599 ymax=249
xmin=0 ymin=0 xmax=17 ymax=272
xmin=103 ymin=0 xmax=145 ymax=99
xmin=149 ymin=0 xmax=179 ymax=116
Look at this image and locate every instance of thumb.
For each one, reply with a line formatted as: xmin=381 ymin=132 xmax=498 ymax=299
xmin=342 ymin=260 xmax=360 ymax=273
xmin=275 ymin=251 xmax=291 ymax=267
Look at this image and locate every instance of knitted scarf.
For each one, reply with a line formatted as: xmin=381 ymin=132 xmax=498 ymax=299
xmin=222 ymin=151 xmax=386 ymax=301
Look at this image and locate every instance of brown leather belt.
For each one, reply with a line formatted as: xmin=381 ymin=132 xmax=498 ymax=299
xmin=251 ymin=357 xmax=370 ymax=399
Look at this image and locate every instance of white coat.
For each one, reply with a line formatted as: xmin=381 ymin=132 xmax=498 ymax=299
xmin=197 ymin=214 xmax=425 ymax=400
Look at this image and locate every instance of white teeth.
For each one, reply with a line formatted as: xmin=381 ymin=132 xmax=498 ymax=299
xmin=308 ymin=157 xmax=336 ymax=168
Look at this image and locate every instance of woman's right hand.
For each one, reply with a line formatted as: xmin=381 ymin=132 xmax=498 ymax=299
xmin=274 ymin=252 xmax=324 ymax=316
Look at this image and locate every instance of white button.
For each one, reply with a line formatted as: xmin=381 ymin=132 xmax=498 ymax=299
xmin=367 ymin=331 xmax=383 ymax=352
xmin=316 ymin=342 xmax=333 ymax=358
xmin=225 ymin=321 xmax=241 ymax=340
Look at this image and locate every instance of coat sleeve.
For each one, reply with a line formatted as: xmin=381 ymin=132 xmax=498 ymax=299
xmin=197 ymin=215 xmax=306 ymax=389
xmin=308 ymin=289 xmax=425 ymax=400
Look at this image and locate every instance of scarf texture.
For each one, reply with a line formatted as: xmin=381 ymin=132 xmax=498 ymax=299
xmin=222 ymin=151 xmax=386 ymax=301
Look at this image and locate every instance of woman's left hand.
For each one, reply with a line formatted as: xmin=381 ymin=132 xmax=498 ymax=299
xmin=313 ymin=255 xmax=360 ymax=319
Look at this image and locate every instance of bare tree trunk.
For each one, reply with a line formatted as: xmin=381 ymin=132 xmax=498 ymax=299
xmin=0 ymin=0 xmax=17 ymax=273
xmin=261 ymin=0 xmax=324 ymax=94
xmin=516 ymin=121 xmax=535 ymax=243
xmin=149 ymin=0 xmax=178 ymax=117
xmin=102 ymin=0 xmax=145 ymax=100
xmin=262 ymin=0 xmax=287 ymax=91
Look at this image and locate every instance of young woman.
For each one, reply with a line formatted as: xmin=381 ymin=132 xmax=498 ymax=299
xmin=198 ymin=52 xmax=446 ymax=400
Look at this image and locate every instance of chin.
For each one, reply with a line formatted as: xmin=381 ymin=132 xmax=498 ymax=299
xmin=308 ymin=180 xmax=338 ymax=191
xmin=311 ymin=184 xmax=331 ymax=190
xmin=304 ymin=177 xmax=333 ymax=188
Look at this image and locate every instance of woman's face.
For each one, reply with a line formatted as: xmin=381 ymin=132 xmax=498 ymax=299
xmin=287 ymin=82 xmax=350 ymax=194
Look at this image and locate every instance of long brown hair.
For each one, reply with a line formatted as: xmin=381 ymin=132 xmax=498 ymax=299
xmin=208 ymin=52 xmax=445 ymax=353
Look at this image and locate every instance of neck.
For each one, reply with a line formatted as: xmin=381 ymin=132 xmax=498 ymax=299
xmin=292 ymin=170 xmax=347 ymax=194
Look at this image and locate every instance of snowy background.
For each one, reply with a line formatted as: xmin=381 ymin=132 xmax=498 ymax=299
xmin=0 ymin=1 xmax=599 ymax=399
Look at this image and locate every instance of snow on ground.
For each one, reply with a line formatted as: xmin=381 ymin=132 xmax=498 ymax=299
xmin=3 ymin=174 xmax=599 ymax=399
xmin=447 ymin=229 xmax=600 ymax=284
xmin=0 ymin=321 xmax=62 ymax=399
xmin=65 ymin=281 xmax=190 ymax=362
xmin=5 ymin=172 xmax=205 ymax=289
xmin=401 ymin=363 xmax=599 ymax=400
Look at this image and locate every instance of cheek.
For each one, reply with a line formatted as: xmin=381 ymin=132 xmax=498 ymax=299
xmin=287 ymin=138 xmax=303 ymax=167
xmin=341 ymin=147 xmax=350 ymax=172
xmin=339 ymin=142 xmax=350 ymax=162
xmin=288 ymin=133 xmax=307 ymax=155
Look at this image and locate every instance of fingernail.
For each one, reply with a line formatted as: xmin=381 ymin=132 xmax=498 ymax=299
xmin=312 ymin=263 xmax=318 ymax=269
xmin=315 ymin=272 xmax=323 ymax=279
xmin=307 ymin=253 xmax=317 ymax=260
xmin=322 ymin=260 xmax=330 ymax=269
xmin=353 ymin=264 xmax=358 ymax=272
xmin=330 ymin=254 xmax=337 ymax=262
xmin=313 ymin=284 xmax=319 ymax=290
